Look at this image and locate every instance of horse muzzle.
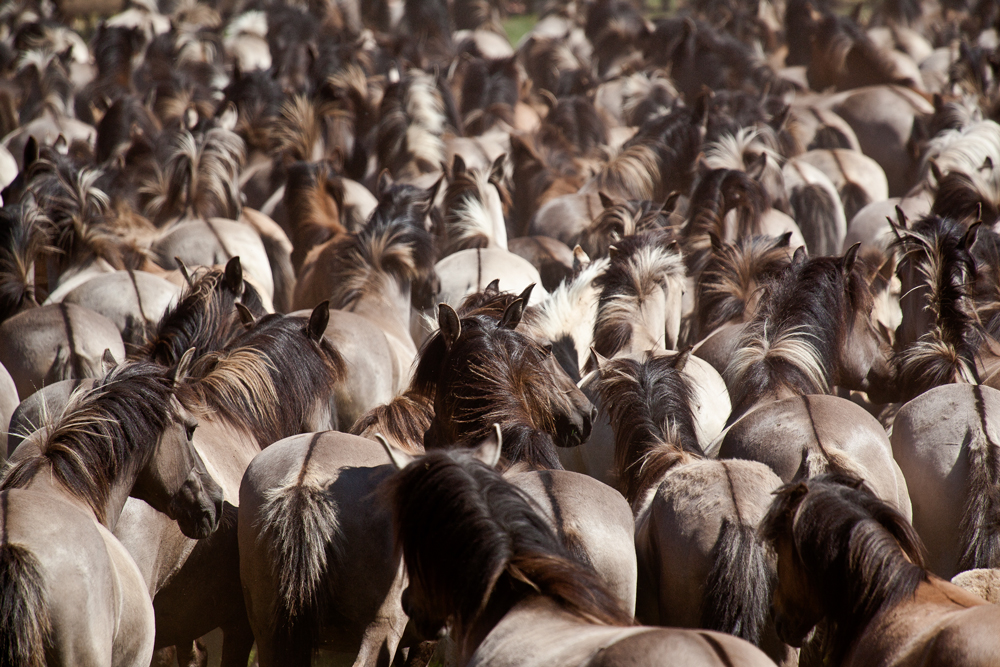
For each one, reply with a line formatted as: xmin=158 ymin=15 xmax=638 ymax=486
xmin=554 ymin=405 xmax=595 ymax=448
xmin=170 ymin=470 xmax=225 ymax=539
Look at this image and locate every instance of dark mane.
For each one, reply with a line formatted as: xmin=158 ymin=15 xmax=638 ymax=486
xmin=593 ymin=353 xmax=701 ymax=504
xmin=578 ymin=197 xmax=669 ymax=260
xmin=806 ymin=13 xmax=916 ymax=92
xmin=282 ymin=160 xmax=349 ymax=270
xmin=592 ymin=230 xmax=685 ymax=358
xmin=891 ymin=215 xmax=983 ymax=400
xmin=696 ymin=234 xmax=793 ymax=337
xmin=457 ymin=55 xmax=518 ymax=135
xmin=725 ymin=254 xmax=874 ymax=421
xmin=931 ymin=171 xmax=999 ymax=225
xmin=419 ymin=314 xmax=565 ymax=470
xmin=176 ymin=310 xmax=345 ymax=446
xmin=0 ymin=204 xmax=50 ymax=323
xmin=760 ymin=474 xmax=928 ymax=665
xmin=349 ymin=390 xmax=434 ymax=454
xmin=135 ymin=260 xmax=266 ymax=365
xmin=387 ymin=448 xmax=633 ymax=643
xmin=1 ymin=361 xmax=179 ymax=523
xmin=544 ymin=96 xmax=608 ymax=156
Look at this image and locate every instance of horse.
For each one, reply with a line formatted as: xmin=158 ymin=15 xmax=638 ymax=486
xmin=438 ymin=154 xmax=509 ymax=257
xmin=760 ymin=473 xmax=1000 ymax=667
xmin=111 ymin=303 xmax=344 ymax=667
xmin=381 ymin=436 xmax=780 ymax=667
xmin=790 ymin=149 xmax=888 ymax=224
xmin=0 ymin=356 xmax=224 ymax=667
xmin=890 ymin=383 xmax=1000 ymax=578
xmin=593 ymin=352 xmax=793 ymax=665
xmin=715 ymin=248 xmax=910 ymax=518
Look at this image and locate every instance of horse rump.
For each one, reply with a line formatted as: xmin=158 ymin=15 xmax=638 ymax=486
xmin=838 ymin=180 xmax=871 ymax=224
xmin=0 ymin=541 xmax=51 ymax=667
xmin=958 ymin=389 xmax=1000 ymax=571
xmin=700 ymin=520 xmax=774 ymax=648
xmin=258 ymin=479 xmax=343 ymax=659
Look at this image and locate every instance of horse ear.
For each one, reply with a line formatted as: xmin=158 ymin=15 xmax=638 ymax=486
xmin=961 ymin=221 xmax=982 ymax=250
xmin=484 ymin=278 xmax=500 ymax=297
xmin=843 ymin=242 xmax=861 ymax=274
xmin=452 ymin=154 xmax=466 ymax=177
xmin=24 ymin=135 xmax=38 ymax=169
xmin=224 ymin=256 xmax=244 ymax=292
xmin=438 ymin=303 xmax=461 ymax=350
xmin=375 ymin=433 xmax=415 ymax=471
xmin=172 ymin=348 xmax=197 ymax=386
xmin=672 ymin=347 xmax=692 ymax=372
xmin=499 ymin=298 xmax=524 ymax=329
xmin=792 ymin=245 xmax=807 ymax=265
xmin=427 ymin=175 xmax=444 ymax=205
xmin=489 ymin=153 xmax=506 ymax=184
xmin=745 ymin=151 xmax=767 ymax=180
xmin=583 ymin=347 xmax=609 ymax=374
xmin=572 ymin=245 xmax=591 ymax=274
xmin=776 ymin=231 xmax=793 ymax=248
xmin=472 ymin=424 xmax=503 ymax=468
xmin=175 ymin=256 xmax=194 ymax=287
xmin=662 ymin=191 xmax=681 ymax=214
xmin=928 ymin=160 xmax=943 ymax=186
xmin=608 ymin=245 xmax=620 ymax=260
xmin=218 ymin=103 xmax=238 ymax=132
xmin=235 ymin=302 xmax=256 ymax=329
xmin=308 ymin=301 xmax=330 ymax=342
xmin=517 ymin=283 xmax=535 ymax=306
xmin=894 ymin=205 xmax=908 ymax=230
xmin=376 ymin=169 xmax=392 ymax=198
xmin=102 ymin=349 xmax=118 ymax=375
xmin=599 ymin=191 xmax=615 ymax=209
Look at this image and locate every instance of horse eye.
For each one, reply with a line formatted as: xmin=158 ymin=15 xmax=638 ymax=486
xmin=185 ymin=422 xmax=198 ymax=440
xmin=542 ymin=344 xmax=553 ymax=355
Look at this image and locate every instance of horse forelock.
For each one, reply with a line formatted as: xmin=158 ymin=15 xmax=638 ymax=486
xmin=760 ymin=475 xmax=928 ymax=664
xmin=529 ymin=256 xmax=609 ymax=361
xmin=445 ymin=168 xmax=509 ymax=251
xmin=0 ymin=361 xmax=178 ymax=523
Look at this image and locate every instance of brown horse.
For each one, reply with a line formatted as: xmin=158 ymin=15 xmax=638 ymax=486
xmin=593 ymin=352 xmax=792 ymax=665
xmin=382 ymin=437 xmax=779 ymax=667
xmin=0 ymin=357 xmax=223 ymax=667
xmin=760 ymin=474 xmax=1000 ymax=667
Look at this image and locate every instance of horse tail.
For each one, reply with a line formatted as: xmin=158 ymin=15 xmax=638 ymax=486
xmin=258 ymin=469 xmax=342 ymax=655
xmin=838 ymin=180 xmax=871 ymax=224
xmin=789 ymin=183 xmax=842 ymax=256
xmin=700 ymin=519 xmax=774 ymax=646
xmin=958 ymin=385 xmax=1000 ymax=570
xmin=811 ymin=125 xmax=854 ymax=151
xmin=0 ymin=540 xmax=51 ymax=667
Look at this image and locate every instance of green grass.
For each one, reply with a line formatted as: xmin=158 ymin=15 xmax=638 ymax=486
xmin=503 ymin=14 xmax=538 ymax=48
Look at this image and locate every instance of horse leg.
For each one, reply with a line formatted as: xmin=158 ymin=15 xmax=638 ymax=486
xmin=176 ymin=640 xmax=208 ymax=667
xmin=220 ymin=618 xmax=256 ymax=667
xmin=150 ymin=647 xmax=176 ymax=667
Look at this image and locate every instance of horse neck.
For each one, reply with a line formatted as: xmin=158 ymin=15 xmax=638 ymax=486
xmin=349 ymin=273 xmax=415 ymax=345
xmin=458 ymin=574 xmax=527 ymax=665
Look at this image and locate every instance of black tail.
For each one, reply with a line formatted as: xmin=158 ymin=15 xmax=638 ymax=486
xmin=0 ymin=542 xmax=51 ymax=667
xmin=839 ymin=181 xmax=871 ymax=225
xmin=790 ymin=183 xmax=842 ymax=256
xmin=958 ymin=386 xmax=1000 ymax=570
xmin=700 ymin=520 xmax=774 ymax=647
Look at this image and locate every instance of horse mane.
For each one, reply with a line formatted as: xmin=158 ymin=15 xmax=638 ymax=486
xmin=620 ymin=71 xmax=679 ymax=128
xmin=15 ymin=47 xmax=74 ymax=121
xmin=0 ymin=360 xmax=180 ymax=523
xmin=592 ymin=142 xmax=661 ymax=201
xmin=387 ymin=448 xmax=633 ymax=644
xmin=142 ymin=119 xmax=246 ymax=223
xmin=544 ymin=96 xmax=609 ymax=156
xmin=176 ymin=311 xmax=344 ymax=446
xmin=919 ymin=120 xmax=1000 ymax=195
xmin=627 ymin=104 xmax=706 ymax=196
xmin=806 ymin=13 xmax=915 ymax=91
xmin=272 ymin=94 xmax=325 ymax=163
xmin=578 ymin=197 xmax=669 ymax=260
xmin=457 ymin=55 xmax=518 ymax=135
xmin=350 ymin=390 xmax=433 ymax=454
xmin=725 ymin=255 xmax=873 ymax=417
xmin=891 ymin=215 xmax=984 ymax=400
xmin=760 ymin=474 xmax=928 ymax=665
xmin=135 ymin=262 xmax=267 ymax=365
xmin=416 ymin=313 xmax=564 ymax=470
xmin=592 ymin=231 xmax=686 ymax=358
xmin=311 ymin=190 xmax=436 ymax=310
xmin=931 ymin=170 xmax=1000 ymax=224
xmin=442 ymin=164 xmax=510 ymax=254
xmin=593 ymin=352 xmax=701 ymax=504
xmin=220 ymin=68 xmax=285 ymax=154
xmin=376 ymin=70 xmax=446 ymax=179
xmin=696 ymin=234 xmax=793 ymax=337
xmin=282 ymin=160 xmax=348 ymax=267
xmin=0 ymin=203 xmax=50 ymax=323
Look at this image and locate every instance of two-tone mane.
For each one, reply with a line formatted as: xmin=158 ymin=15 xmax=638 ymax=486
xmin=725 ymin=252 xmax=874 ymax=421
xmin=176 ymin=308 xmax=344 ymax=446
xmin=1 ymin=361 xmax=181 ymax=523
xmin=592 ymin=352 xmax=701 ymax=504
xmin=760 ymin=474 xmax=928 ymax=666
xmin=592 ymin=231 xmax=686 ymax=358
xmin=387 ymin=448 xmax=633 ymax=644
xmin=440 ymin=156 xmax=510 ymax=255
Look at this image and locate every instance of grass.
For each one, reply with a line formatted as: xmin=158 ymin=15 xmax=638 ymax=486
xmin=503 ymin=14 xmax=538 ymax=48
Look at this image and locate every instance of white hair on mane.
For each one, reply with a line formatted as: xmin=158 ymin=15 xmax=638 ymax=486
xmin=402 ymin=69 xmax=446 ymax=174
xmin=224 ymin=10 xmax=268 ymax=39
xmin=921 ymin=120 xmax=1000 ymax=198
xmin=704 ymin=126 xmax=783 ymax=174
xmin=724 ymin=323 xmax=831 ymax=393
xmin=529 ymin=256 xmax=610 ymax=371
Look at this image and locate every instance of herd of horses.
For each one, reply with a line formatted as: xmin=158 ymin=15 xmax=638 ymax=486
xmin=3 ymin=0 xmax=1000 ymax=665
